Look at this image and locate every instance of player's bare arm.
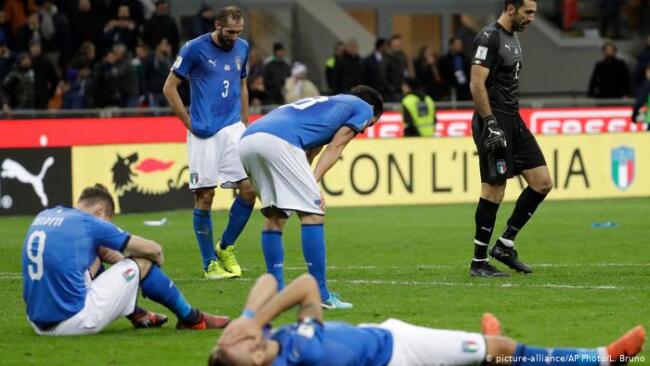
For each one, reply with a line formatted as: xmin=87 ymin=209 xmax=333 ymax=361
xmin=98 ymin=246 xmax=124 ymax=264
xmin=219 ymin=274 xmax=322 ymax=347
xmin=313 ymin=126 xmax=356 ymax=182
xmin=470 ymin=64 xmax=493 ymax=118
xmin=163 ymin=72 xmax=191 ymax=130
xmin=240 ymin=77 xmax=249 ymax=126
xmin=123 ymin=235 xmax=164 ymax=266
xmin=305 ymin=146 xmax=323 ymax=165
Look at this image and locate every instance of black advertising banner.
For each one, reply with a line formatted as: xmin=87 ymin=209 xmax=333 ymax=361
xmin=0 ymin=148 xmax=72 ymax=215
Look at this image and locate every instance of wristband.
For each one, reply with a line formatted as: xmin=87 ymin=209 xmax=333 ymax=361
xmin=242 ymin=308 xmax=256 ymax=319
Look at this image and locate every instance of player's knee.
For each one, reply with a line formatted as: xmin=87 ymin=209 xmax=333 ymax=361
xmin=482 ymin=183 xmax=506 ymax=203
xmin=533 ymin=177 xmax=553 ymax=195
xmin=238 ymin=180 xmax=256 ymax=204
xmin=299 ymin=213 xmax=324 ymax=225
xmin=484 ymin=335 xmax=517 ymax=364
xmin=131 ymin=257 xmax=153 ymax=279
xmin=263 ymin=216 xmax=285 ymax=231
xmin=195 ymin=188 xmax=215 ymax=205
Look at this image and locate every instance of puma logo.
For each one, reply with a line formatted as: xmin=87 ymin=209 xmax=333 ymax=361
xmin=1 ymin=157 xmax=54 ymax=207
xmin=208 ymin=59 xmax=218 ymax=67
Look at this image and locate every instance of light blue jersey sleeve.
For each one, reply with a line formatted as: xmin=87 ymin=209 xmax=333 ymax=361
xmin=342 ymin=99 xmax=374 ymax=133
xmin=172 ymin=42 xmax=195 ymax=80
xmin=86 ymin=216 xmax=130 ymax=252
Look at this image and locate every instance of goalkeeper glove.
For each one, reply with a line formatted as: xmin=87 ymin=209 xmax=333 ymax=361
xmin=480 ymin=116 xmax=507 ymax=152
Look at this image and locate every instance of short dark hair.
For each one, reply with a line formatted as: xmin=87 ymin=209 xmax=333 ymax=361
xmin=504 ymin=0 xmax=536 ymax=10
xmin=273 ymin=41 xmax=285 ymax=53
xmin=349 ymin=85 xmax=384 ymax=118
xmin=374 ymin=38 xmax=387 ymax=50
xmin=216 ymin=6 xmax=242 ymax=25
xmin=78 ymin=184 xmax=115 ymax=217
xmin=208 ymin=348 xmax=232 ymax=366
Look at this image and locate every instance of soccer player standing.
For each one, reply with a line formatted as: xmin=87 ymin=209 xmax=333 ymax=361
xmin=238 ymin=86 xmax=384 ymax=309
xmin=163 ymin=6 xmax=255 ymax=279
xmin=469 ymin=0 xmax=553 ymax=277
xmin=22 ymin=184 xmax=229 ymax=335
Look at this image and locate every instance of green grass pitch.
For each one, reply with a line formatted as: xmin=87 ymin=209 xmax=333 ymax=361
xmin=0 ymin=198 xmax=648 ymax=365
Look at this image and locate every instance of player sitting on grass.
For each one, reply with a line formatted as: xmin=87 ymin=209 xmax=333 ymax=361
xmin=211 ymin=273 xmax=645 ymax=366
xmin=22 ymin=184 xmax=230 ymax=335
xmin=238 ymin=85 xmax=384 ymax=309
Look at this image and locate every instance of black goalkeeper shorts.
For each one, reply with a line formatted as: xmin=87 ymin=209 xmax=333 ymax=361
xmin=472 ymin=111 xmax=547 ymax=184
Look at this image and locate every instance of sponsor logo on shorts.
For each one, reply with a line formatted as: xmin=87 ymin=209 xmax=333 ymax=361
xmin=462 ymin=340 xmax=479 ymax=353
xmin=123 ymin=268 xmax=136 ymax=282
xmin=496 ymin=159 xmax=507 ymax=174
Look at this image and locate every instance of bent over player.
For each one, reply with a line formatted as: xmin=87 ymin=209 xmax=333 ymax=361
xmin=469 ymin=0 xmax=553 ymax=277
xmin=238 ymin=86 xmax=384 ymax=309
xmin=22 ymin=184 xmax=229 ymax=335
xmin=163 ymin=6 xmax=255 ymax=279
xmin=211 ymin=273 xmax=645 ymax=366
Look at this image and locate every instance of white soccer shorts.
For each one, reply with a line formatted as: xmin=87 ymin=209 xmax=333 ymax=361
xmin=239 ymin=133 xmax=324 ymax=216
xmin=188 ymin=122 xmax=248 ymax=190
xmin=30 ymin=259 xmax=140 ymax=336
xmin=372 ymin=318 xmax=487 ymax=366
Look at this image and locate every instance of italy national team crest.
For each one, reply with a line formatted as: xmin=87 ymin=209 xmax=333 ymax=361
xmin=190 ymin=172 xmax=199 ymax=186
xmin=235 ymin=56 xmax=242 ymax=71
xmin=496 ymin=159 xmax=507 ymax=175
xmin=611 ymin=146 xmax=635 ymax=190
xmin=462 ymin=340 xmax=479 ymax=353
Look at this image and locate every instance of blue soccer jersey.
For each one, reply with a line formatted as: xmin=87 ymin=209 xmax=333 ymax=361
xmin=242 ymin=95 xmax=374 ymax=149
xmin=22 ymin=206 xmax=130 ymax=327
xmin=271 ymin=319 xmax=393 ymax=366
xmin=172 ymin=34 xmax=249 ymax=138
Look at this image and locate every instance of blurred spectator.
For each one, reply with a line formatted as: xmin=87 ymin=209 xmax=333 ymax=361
xmin=142 ymin=37 xmax=171 ymax=108
xmin=248 ymin=74 xmax=268 ymax=106
xmin=401 ymin=78 xmax=435 ymax=137
xmin=132 ymin=42 xmax=148 ymax=101
xmin=0 ymin=34 xmax=15 ymax=81
xmin=71 ymin=40 xmax=97 ymax=69
xmin=600 ymin=0 xmax=624 ymax=39
xmin=108 ymin=0 xmax=144 ymax=27
xmin=0 ymin=9 xmax=14 ymax=48
xmin=192 ymin=4 xmax=214 ymax=38
xmin=70 ymin=0 xmax=107 ymax=54
xmin=632 ymin=64 xmax=650 ymax=126
xmin=62 ymin=67 xmax=91 ymax=109
xmin=28 ymin=40 xmax=58 ymax=109
xmin=142 ymin=0 xmax=179 ymax=54
xmin=588 ymin=42 xmax=630 ymax=98
xmin=283 ymin=62 xmax=318 ymax=103
xmin=438 ymin=37 xmax=471 ymax=101
xmin=1 ymin=52 xmax=35 ymax=111
xmin=3 ymin=0 xmax=38 ymax=36
xmin=413 ymin=45 xmax=444 ymax=101
xmin=634 ymin=36 xmax=650 ymax=91
xmin=90 ymin=48 xmax=120 ymax=107
xmin=324 ymin=41 xmax=343 ymax=94
xmin=139 ymin=0 xmax=156 ymax=19
xmin=15 ymin=12 xmax=39 ymax=52
xmin=361 ymin=38 xmax=388 ymax=97
xmin=111 ymin=42 xmax=138 ymax=107
xmin=334 ymin=38 xmax=362 ymax=93
xmin=102 ymin=4 xmax=138 ymax=52
xmin=383 ymin=34 xmax=411 ymax=102
xmin=38 ymin=0 xmax=72 ymax=66
xmin=263 ymin=41 xmax=290 ymax=105
xmin=247 ymin=44 xmax=264 ymax=79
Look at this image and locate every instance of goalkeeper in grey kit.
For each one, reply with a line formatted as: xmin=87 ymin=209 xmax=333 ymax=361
xmin=468 ymin=0 xmax=552 ymax=277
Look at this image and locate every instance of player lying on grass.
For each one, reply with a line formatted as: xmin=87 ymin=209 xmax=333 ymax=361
xmin=238 ymin=85 xmax=384 ymax=309
xmin=22 ymin=184 xmax=230 ymax=335
xmin=211 ymin=273 xmax=645 ymax=366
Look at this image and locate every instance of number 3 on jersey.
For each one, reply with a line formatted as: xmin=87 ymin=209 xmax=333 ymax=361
xmin=222 ymin=80 xmax=230 ymax=98
xmin=27 ymin=230 xmax=46 ymax=280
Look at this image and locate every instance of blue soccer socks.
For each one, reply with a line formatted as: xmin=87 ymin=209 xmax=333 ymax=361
xmin=193 ymin=208 xmax=217 ymax=270
xmin=220 ymin=195 xmax=254 ymax=248
xmin=141 ymin=265 xmax=193 ymax=321
xmin=301 ymin=224 xmax=329 ymax=301
xmin=261 ymin=230 xmax=285 ymax=289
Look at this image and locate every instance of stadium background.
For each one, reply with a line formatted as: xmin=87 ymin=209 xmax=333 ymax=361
xmin=0 ymin=0 xmax=649 ymax=365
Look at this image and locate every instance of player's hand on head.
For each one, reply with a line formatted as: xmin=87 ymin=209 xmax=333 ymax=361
xmin=480 ymin=116 xmax=507 ymax=152
xmin=218 ymin=316 xmax=262 ymax=347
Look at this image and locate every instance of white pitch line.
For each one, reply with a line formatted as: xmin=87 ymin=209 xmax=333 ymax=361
xmin=328 ymin=279 xmax=621 ymax=291
xmin=282 ymin=263 xmax=650 ymax=271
